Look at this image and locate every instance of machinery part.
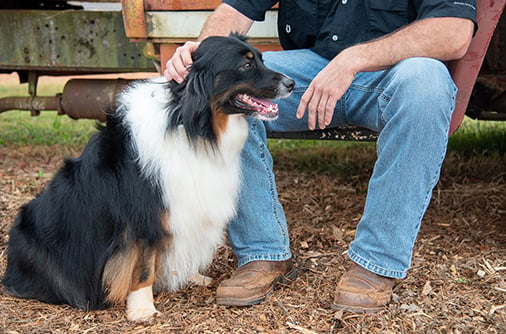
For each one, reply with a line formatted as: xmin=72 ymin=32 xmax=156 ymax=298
xmin=0 ymin=10 xmax=156 ymax=73
xmin=0 ymin=95 xmax=62 ymax=116
xmin=0 ymin=79 xmax=134 ymax=121
xmin=61 ymin=79 xmax=133 ymax=121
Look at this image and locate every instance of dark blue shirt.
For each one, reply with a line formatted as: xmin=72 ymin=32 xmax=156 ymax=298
xmin=222 ymin=0 xmax=477 ymax=59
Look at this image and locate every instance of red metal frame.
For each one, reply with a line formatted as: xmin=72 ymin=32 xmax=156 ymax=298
xmin=447 ymin=0 xmax=505 ymax=134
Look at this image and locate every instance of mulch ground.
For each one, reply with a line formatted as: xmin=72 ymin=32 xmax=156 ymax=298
xmin=0 ymin=142 xmax=504 ymax=333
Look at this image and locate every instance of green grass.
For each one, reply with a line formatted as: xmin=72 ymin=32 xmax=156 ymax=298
xmin=448 ymin=119 xmax=506 ymax=156
xmin=0 ymin=80 xmax=97 ymax=147
xmin=0 ymin=111 xmax=97 ymax=147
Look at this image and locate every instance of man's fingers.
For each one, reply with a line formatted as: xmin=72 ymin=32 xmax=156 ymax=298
xmin=296 ymin=86 xmax=312 ymax=120
xmin=180 ymin=46 xmax=194 ymax=69
xmin=324 ymin=97 xmax=338 ymax=127
xmin=164 ymin=66 xmax=185 ymax=84
xmin=317 ymin=96 xmax=330 ymax=130
xmin=297 ymin=85 xmax=331 ymax=130
xmin=164 ymin=41 xmax=200 ymax=83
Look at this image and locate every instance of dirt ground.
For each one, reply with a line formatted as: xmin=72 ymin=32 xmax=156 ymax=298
xmin=0 ymin=141 xmax=504 ymax=333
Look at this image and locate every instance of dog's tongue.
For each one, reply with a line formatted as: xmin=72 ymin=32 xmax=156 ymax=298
xmin=236 ymin=93 xmax=279 ymax=115
xmin=249 ymin=96 xmax=276 ymax=110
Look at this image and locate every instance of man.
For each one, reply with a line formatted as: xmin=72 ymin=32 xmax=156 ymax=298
xmin=165 ymin=0 xmax=477 ymax=312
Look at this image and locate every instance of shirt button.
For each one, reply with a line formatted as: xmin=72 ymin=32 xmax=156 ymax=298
xmin=342 ymin=0 xmax=348 ymax=4
xmin=331 ymin=34 xmax=339 ymax=41
xmin=285 ymin=24 xmax=292 ymax=33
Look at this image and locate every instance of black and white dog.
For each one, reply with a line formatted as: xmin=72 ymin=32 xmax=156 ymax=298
xmin=3 ymin=34 xmax=294 ymax=321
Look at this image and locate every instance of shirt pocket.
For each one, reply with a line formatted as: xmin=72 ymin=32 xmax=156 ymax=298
xmin=278 ymin=0 xmax=318 ymax=49
xmin=368 ymin=0 xmax=409 ymax=35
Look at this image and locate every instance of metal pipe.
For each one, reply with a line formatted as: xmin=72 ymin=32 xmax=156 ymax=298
xmin=0 ymin=78 xmax=134 ymax=121
xmin=61 ymin=79 xmax=133 ymax=121
xmin=0 ymin=95 xmax=61 ymax=115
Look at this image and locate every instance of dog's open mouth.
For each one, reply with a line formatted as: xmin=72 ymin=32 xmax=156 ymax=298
xmin=232 ymin=93 xmax=279 ymax=119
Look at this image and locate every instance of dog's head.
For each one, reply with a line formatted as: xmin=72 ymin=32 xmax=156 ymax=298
xmin=169 ymin=34 xmax=294 ymax=143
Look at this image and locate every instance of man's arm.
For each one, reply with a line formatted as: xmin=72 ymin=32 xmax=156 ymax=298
xmin=199 ymin=3 xmax=254 ymax=39
xmin=164 ymin=4 xmax=253 ymax=83
xmin=297 ymin=17 xmax=476 ymax=130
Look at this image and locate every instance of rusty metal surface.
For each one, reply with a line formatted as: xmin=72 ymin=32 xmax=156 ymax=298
xmin=121 ymin=0 xmax=148 ymax=39
xmin=144 ymin=0 xmax=221 ymax=10
xmin=0 ymin=10 xmax=156 ymax=73
xmin=0 ymin=96 xmax=61 ymax=115
xmin=61 ymin=79 xmax=133 ymax=121
xmin=0 ymin=79 xmax=133 ymax=121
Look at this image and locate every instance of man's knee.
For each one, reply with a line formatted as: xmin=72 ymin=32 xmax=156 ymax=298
xmin=391 ymin=57 xmax=455 ymax=97
xmin=376 ymin=57 xmax=457 ymax=134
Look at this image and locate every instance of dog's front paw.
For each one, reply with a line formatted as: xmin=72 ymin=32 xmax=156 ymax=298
xmin=127 ymin=304 xmax=161 ymax=322
xmin=126 ymin=286 xmax=160 ymax=322
xmin=191 ymin=273 xmax=213 ymax=286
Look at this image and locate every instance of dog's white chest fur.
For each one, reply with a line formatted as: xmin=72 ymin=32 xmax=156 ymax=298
xmin=120 ymin=80 xmax=248 ymax=290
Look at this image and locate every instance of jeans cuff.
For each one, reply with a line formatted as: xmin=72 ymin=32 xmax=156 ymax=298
xmin=237 ymin=252 xmax=293 ymax=267
xmin=347 ymin=248 xmax=407 ymax=279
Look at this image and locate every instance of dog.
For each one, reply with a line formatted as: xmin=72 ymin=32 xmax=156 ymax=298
xmin=2 ymin=34 xmax=294 ymax=322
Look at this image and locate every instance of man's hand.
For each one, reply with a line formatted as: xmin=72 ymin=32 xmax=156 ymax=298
xmin=164 ymin=41 xmax=200 ymax=83
xmin=296 ymin=51 xmax=358 ymax=130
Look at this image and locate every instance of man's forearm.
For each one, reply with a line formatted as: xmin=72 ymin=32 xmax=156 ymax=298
xmin=340 ymin=17 xmax=475 ymax=75
xmin=198 ymin=4 xmax=254 ymax=41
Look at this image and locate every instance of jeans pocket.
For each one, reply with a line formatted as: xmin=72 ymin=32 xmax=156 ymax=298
xmin=368 ymin=0 xmax=408 ymax=35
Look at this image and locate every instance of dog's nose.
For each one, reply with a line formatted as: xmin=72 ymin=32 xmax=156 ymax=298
xmin=282 ymin=76 xmax=295 ymax=92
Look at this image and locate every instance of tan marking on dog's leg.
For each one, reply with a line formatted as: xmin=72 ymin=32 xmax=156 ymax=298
xmin=126 ymin=244 xmax=160 ymax=322
xmin=155 ymin=211 xmax=173 ymax=286
xmin=103 ymin=233 xmax=139 ymax=305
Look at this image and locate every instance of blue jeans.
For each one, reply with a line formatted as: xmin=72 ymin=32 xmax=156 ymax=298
xmin=227 ymin=49 xmax=456 ymax=279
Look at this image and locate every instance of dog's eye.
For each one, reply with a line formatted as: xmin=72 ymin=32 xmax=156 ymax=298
xmin=241 ymin=62 xmax=256 ymax=71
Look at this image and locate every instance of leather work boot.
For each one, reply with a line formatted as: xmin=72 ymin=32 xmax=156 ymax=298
xmin=216 ymin=260 xmax=297 ymax=306
xmin=331 ymin=264 xmax=396 ymax=313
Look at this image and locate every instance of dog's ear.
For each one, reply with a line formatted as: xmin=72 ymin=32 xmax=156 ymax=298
xmin=177 ymin=65 xmax=217 ymax=144
xmin=229 ymin=32 xmax=248 ymax=42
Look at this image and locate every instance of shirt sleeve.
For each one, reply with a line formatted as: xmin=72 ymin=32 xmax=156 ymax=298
xmin=222 ymin=0 xmax=278 ymax=21
xmin=416 ymin=0 xmax=477 ymax=28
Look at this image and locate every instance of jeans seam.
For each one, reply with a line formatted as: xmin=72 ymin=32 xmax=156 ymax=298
xmin=412 ymin=85 xmax=455 ymax=243
xmin=350 ymin=83 xmax=385 ymax=94
xmin=378 ymin=93 xmax=391 ymax=126
xmin=258 ymin=126 xmax=289 ymax=252
xmin=347 ymin=82 xmax=388 ymax=128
